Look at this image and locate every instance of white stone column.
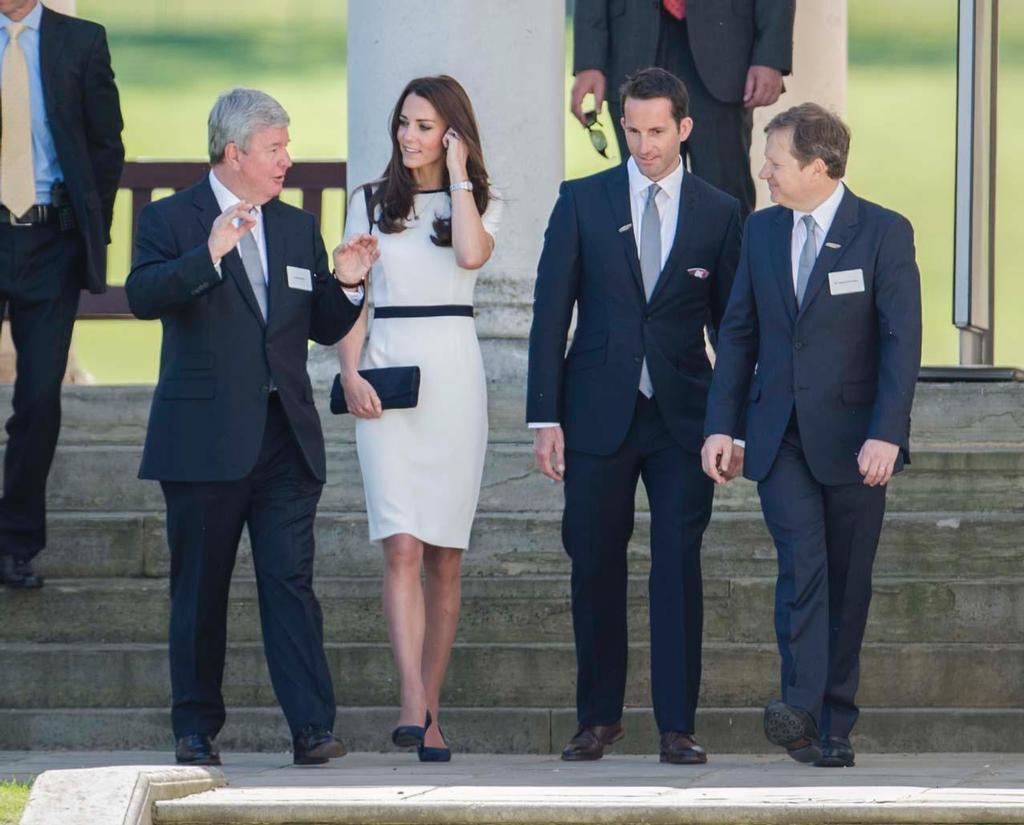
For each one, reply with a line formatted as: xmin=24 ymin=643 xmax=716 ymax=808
xmin=336 ymin=0 xmax=565 ymax=383
xmin=751 ymin=1 xmax=847 ymax=208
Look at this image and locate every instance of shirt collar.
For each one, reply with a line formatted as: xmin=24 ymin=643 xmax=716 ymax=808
xmin=1 ymin=1 xmax=43 ymax=31
xmin=208 ymin=169 xmax=262 ymax=218
xmin=627 ymin=155 xmax=684 ymax=201
xmin=793 ymin=180 xmax=846 ymax=233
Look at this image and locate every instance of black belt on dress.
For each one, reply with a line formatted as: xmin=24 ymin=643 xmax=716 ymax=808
xmin=0 ymin=203 xmax=65 ymax=227
xmin=374 ymin=305 xmax=474 ymax=319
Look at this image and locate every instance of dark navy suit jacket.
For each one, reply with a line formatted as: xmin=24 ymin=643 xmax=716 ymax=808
xmin=39 ymin=6 xmax=124 ymax=293
xmin=527 ymin=165 xmax=741 ymax=456
xmin=125 ymin=178 xmax=361 ymax=483
xmin=704 ymin=187 xmax=922 ymax=486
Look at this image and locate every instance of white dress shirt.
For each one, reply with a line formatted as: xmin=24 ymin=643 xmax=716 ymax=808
xmin=791 ymin=181 xmax=846 ymax=291
xmin=208 ymin=170 xmax=363 ymax=303
xmin=528 ymin=157 xmax=685 ymax=429
xmin=627 ymin=154 xmax=684 ymax=270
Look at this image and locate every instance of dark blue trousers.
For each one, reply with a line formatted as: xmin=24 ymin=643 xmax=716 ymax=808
xmin=161 ymin=394 xmax=335 ymax=740
xmin=562 ymin=393 xmax=713 ymax=734
xmin=757 ymin=414 xmax=887 ymax=739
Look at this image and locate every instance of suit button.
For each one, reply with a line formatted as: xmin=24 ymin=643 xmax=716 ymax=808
xmin=260 ymin=384 xmax=270 ymax=394
xmin=634 ymin=355 xmax=642 ymax=363
xmin=794 ymin=341 xmax=803 ymax=350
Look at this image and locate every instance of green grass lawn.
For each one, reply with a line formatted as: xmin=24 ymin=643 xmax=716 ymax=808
xmin=69 ymin=1 xmax=1024 ymax=382
xmin=0 ymin=781 xmax=29 ymax=825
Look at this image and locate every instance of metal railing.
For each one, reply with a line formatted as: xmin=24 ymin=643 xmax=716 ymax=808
xmin=77 ymin=160 xmax=347 ymax=319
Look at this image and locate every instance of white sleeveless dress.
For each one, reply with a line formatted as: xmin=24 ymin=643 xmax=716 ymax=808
xmin=345 ymin=189 xmax=502 ymax=549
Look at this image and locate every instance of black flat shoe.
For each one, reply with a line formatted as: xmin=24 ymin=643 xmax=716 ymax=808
xmin=0 ymin=556 xmax=44 ymax=589
xmin=175 ymin=733 xmax=221 ymax=766
xmin=417 ymin=723 xmax=451 ymax=763
xmin=392 ymin=709 xmax=431 ymax=748
xmin=293 ymin=725 xmax=347 ymax=765
xmin=814 ymin=735 xmax=855 ymax=768
xmin=763 ymin=700 xmax=822 ymax=764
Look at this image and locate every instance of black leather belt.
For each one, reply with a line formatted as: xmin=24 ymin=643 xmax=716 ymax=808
xmin=0 ymin=204 xmax=65 ymax=227
xmin=374 ymin=305 xmax=474 ymax=319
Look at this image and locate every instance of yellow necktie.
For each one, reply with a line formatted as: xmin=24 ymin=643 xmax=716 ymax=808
xmin=1 ymin=23 xmax=35 ymax=219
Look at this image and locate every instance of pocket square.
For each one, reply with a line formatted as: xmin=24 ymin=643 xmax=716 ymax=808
xmin=688 ymin=267 xmax=710 ymax=280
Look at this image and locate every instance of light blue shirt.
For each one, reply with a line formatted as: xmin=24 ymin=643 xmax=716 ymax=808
xmin=0 ymin=2 xmax=63 ymax=205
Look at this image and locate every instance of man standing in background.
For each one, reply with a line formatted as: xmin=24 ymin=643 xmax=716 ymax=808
xmin=0 ymin=0 xmax=124 ymax=588
xmin=571 ymin=0 xmax=794 ymax=219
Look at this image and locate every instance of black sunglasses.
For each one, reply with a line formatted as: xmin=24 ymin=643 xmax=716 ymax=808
xmin=583 ymin=110 xmax=609 ymax=159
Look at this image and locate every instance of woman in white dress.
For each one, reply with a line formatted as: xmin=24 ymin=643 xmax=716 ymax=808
xmin=336 ymin=76 xmax=501 ymax=761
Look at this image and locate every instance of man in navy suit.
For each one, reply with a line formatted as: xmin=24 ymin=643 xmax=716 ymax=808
xmin=702 ymin=103 xmax=922 ymax=768
xmin=126 ymin=88 xmax=377 ymax=767
xmin=528 ymin=68 xmax=742 ymax=764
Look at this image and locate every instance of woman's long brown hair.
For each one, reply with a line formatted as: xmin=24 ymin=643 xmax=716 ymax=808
xmin=368 ymin=75 xmax=491 ymax=247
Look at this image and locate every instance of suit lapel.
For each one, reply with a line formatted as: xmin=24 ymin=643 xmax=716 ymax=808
xmin=771 ymin=208 xmax=798 ymax=324
xmin=263 ymin=198 xmax=286 ymax=328
xmin=603 ymin=166 xmax=645 ymax=298
xmin=797 ymin=187 xmax=861 ymax=318
xmin=38 ymin=7 xmax=67 ymax=121
xmin=647 ymin=171 xmax=698 ymax=307
xmin=193 ymin=179 xmax=266 ymax=327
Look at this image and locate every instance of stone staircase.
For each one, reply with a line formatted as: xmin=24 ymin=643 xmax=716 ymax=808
xmin=1 ymin=382 xmax=1022 ymax=754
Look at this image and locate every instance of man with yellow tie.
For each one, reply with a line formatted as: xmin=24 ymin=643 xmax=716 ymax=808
xmin=0 ymin=0 xmax=123 ymax=588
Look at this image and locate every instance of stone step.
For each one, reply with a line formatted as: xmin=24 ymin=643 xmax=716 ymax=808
xmin=31 ymin=510 xmax=1024 ymax=580
xmin=33 ymin=445 xmax=1024 ymax=513
xmin=1 ymin=706 xmax=1022 ymax=754
xmin=1 ymin=641 xmax=1020 ymax=709
xmin=3 ymin=575 xmax=1023 ymax=646
xmin=6 ymin=382 xmax=1024 ymax=447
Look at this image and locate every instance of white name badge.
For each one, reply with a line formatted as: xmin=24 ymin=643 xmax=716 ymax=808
xmin=286 ymin=265 xmax=313 ymax=292
xmin=828 ymin=268 xmax=865 ymax=295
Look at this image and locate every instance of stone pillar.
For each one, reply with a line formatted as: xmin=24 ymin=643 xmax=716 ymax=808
xmin=751 ymin=1 xmax=847 ymax=208
xmin=309 ymin=1 xmax=565 ymax=385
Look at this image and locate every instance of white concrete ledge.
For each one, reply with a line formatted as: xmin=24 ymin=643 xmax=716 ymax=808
xmin=20 ymin=765 xmax=224 ymax=825
xmin=154 ymin=785 xmax=1024 ymax=825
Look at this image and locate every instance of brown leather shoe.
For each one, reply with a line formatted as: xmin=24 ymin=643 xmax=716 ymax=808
xmin=659 ymin=732 xmax=708 ymax=764
xmin=561 ymin=723 xmax=624 ymax=761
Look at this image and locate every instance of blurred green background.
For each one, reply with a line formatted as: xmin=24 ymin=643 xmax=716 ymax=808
xmin=72 ymin=0 xmax=1023 ymax=382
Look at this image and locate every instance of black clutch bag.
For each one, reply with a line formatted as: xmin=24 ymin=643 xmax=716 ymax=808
xmin=329 ymin=367 xmax=421 ymax=414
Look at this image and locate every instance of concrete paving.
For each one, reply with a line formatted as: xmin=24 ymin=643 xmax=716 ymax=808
xmin=4 ymin=752 xmax=1024 ymax=823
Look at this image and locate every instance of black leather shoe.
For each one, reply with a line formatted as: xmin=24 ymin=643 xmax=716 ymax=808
xmin=175 ymin=734 xmax=221 ymax=766
xmin=814 ymin=735 xmax=855 ymax=767
xmin=659 ymin=731 xmax=708 ymax=765
xmin=763 ymin=700 xmax=822 ymax=764
xmin=0 ymin=556 xmax=44 ymax=589
xmin=417 ymin=724 xmax=452 ymax=763
xmin=560 ymin=723 xmax=624 ymax=761
xmin=293 ymin=725 xmax=347 ymax=765
xmin=392 ymin=710 xmax=432 ymax=748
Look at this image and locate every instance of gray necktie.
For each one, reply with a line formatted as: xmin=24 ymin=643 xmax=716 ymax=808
xmin=638 ymin=183 xmax=661 ymax=397
xmin=238 ymin=229 xmax=268 ymax=321
xmin=795 ymin=214 xmax=817 ymax=307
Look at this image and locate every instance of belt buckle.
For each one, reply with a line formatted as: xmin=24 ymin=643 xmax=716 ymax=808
xmin=8 ymin=207 xmax=37 ymax=227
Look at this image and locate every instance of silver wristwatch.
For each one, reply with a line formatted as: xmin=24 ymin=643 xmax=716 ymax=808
xmin=449 ymin=180 xmax=474 ymax=193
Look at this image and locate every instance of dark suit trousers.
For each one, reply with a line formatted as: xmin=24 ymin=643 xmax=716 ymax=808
xmin=563 ymin=393 xmax=713 ymax=734
xmin=0 ymin=223 xmax=82 ymax=560
xmin=610 ymin=14 xmax=756 ymax=220
xmin=161 ymin=394 xmax=335 ymax=740
xmin=757 ymin=414 xmax=887 ymax=739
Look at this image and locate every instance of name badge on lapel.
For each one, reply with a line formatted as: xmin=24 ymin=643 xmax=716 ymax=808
xmin=286 ymin=265 xmax=313 ymax=292
xmin=828 ymin=268 xmax=865 ymax=295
